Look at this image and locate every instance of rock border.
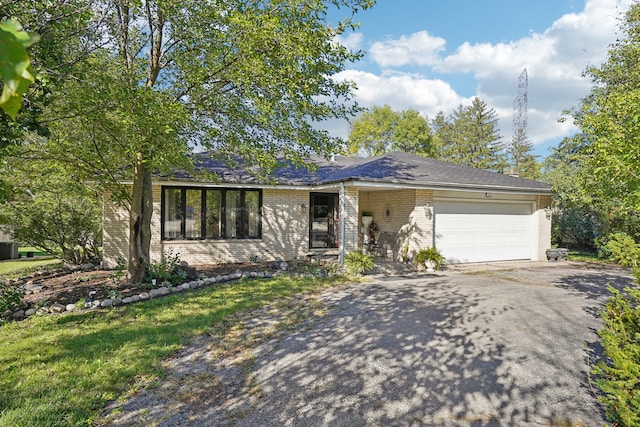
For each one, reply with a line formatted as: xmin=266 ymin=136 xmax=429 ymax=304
xmin=3 ymin=265 xmax=332 ymax=321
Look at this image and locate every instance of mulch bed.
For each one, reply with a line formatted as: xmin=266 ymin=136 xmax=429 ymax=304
xmin=18 ymin=262 xmax=276 ymax=308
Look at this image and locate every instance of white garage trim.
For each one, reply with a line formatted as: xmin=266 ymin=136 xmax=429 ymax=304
xmin=434 ymin=200 xmax=534 ymax=264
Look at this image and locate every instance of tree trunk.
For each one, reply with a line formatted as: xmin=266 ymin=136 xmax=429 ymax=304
xmin=128 ymin=154 xmax=153 ymax=283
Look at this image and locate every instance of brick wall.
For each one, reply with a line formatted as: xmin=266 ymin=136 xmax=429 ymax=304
xmin=536 ymin=194 xmax=553 ymax=260
xmin=358 ymin=189 xmax=434 ymax=260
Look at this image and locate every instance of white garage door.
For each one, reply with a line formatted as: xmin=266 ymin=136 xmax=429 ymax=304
xmin=435 ymin=201 xmax=533 ymax=264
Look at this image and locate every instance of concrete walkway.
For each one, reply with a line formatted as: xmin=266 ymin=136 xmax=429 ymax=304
xmin=107 ymin=261 xmax=636 ymax=426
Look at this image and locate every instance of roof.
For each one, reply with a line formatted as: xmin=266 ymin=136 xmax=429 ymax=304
xmin=173 ymin=151 xmax=552 ymax=194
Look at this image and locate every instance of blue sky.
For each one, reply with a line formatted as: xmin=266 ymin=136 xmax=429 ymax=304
xmin=329 ymin=0 xmax=633 ymax=159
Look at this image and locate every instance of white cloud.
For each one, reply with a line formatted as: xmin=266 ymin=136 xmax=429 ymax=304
xmin=335 ymin=69 xmax=467 ymax=117
xmin=369 ymin=31 xmax=446 ymax=67
xmin=335 ymin=32 xmax=364 ymax=52
xmin=339 ymin=0 xmax=633 ymax=150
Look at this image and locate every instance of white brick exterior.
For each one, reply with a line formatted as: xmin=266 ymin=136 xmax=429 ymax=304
xmin=102 ymin=183 xmax=552 ymax=268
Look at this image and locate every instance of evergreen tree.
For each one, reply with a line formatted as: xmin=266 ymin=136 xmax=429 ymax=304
xmin=508 ymin=129 xmax=540 ymax=179
xmin=435 ymin=97 xmax=506 ymax=172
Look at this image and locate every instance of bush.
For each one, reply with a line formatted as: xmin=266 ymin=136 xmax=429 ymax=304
xmin=0 ymin=280 xmax=24 ymax=315
xmin=344 ymin=251 xmax=374 ymax=275
xmin=601 ymin=232 xmax=640 ymax=268
xmin=593 ymin=285 xmax=640 ymax=426
xmin=415 ymin=246 xmax=445 ymax=270
xmin=145 ymin=250 xmax=186 ymax=285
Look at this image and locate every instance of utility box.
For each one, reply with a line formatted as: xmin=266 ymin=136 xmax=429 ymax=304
xmin=0 ymin=242 xmax=19 ymax=260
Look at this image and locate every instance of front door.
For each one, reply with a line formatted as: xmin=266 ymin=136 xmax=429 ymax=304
xmin=310 ymin=193 xmax=339 ymax=248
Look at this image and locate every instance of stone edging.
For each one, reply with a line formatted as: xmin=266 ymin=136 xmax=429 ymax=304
xmin=4 ymin=268 xmax=331 ymax=321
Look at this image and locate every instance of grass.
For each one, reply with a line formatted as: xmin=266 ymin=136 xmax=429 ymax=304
xmin=0 ymin=258 xmax=63 ymax=278
xmin=0 ymin=274 xmax=346 ymax=427
xmin=17 ymin=246 xmax=50 ymax=257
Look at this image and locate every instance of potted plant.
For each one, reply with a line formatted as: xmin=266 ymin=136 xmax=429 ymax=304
xmin=415 ymin=246 xmax=445 ymax=272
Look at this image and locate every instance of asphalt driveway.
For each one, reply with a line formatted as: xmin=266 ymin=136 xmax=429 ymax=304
xmin=107 ymin=262 xmax=636 ymax=426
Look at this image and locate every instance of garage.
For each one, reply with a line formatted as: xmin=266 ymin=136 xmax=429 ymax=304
xmin=434 ymin=200 xmax=534 ymax=264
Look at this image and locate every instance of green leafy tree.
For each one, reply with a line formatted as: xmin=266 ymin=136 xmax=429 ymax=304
xmin=0 ymin=19 xmax=38 ymax=119
xmin=435 ymin=97 xmax=506 ymax=172
xmin=0 ymin=154 xmax=102 ymax=264
xmin=347 ymin=104 xmax=433 ymax=156
xmin=391 ymin=108 xmax=433 ymax=155
xmin=575 ymin=3 xmax=640 ymax=216
xmin=26 ymin=0 xmax=374 ymax=282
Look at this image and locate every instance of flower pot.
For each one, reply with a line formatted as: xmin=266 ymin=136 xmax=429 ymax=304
xmin=424 ymin=260 xmax=436 ymax=272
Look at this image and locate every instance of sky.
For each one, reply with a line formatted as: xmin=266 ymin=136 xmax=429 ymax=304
xmin=328 ymin=0 xmax=634 ymax=159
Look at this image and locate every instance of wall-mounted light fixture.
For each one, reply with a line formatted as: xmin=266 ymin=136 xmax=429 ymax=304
xmin=544 ymin=206 xmax=552 ymax=220
xmin=424 ymin=203 xmax=433 ymax=220
xmin=385 ymin=207 xmax=391 ymax=217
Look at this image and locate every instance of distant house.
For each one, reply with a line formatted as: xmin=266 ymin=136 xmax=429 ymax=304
xmin=102 ymin=151 xmax=552 ymax=268
xmin=0 ymin=225 xmax=18 ymax=260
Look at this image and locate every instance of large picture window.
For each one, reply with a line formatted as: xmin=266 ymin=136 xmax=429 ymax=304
xmin=162 ymin=187 xmax=261 ymax=240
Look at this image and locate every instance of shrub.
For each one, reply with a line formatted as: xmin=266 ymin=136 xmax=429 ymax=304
xmin=601 ymin=232 xmax=640 ymax=267
xmin=593 ymin=285 xmax=640 ymax=426
xmin=415 ymin=246 xmax=445 ymax=270
xmin=344 ymin=251 xmax=374 ymax=275
xmin=0 ymin=280 xmax=24 ymax=315
xmin=145 ymin=250 xmax=185 ymax=285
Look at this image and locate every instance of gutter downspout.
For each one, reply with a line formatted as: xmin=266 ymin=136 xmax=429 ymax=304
xmin=339 ymin=182 xmax=345 ymax=268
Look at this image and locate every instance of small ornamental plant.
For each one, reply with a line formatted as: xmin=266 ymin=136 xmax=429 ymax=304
xmin=415 ymin=246 xmax=445 ymax=271
xmin=344 ymin=251 xmax=374 ymax=276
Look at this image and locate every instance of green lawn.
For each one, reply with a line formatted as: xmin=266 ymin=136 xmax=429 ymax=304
xmin=0 ymin=274 xmax=345 ymax=427
xmin=0 ymin=258 xmax=63 ymax=278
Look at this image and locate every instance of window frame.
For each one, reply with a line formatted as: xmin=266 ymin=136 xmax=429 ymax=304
xmin=161 ymin=186 xmax=262 ymax=241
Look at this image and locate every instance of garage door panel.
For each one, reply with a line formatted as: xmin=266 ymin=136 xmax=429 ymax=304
xmin=435 ymin=201 xmax=532 ymax=263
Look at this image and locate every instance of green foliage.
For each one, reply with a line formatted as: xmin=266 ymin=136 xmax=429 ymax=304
xmin=0 ymin=159 xmax=102 ymax=265
xmin=347 ymin=104 xmax=433 ymax=157
xmin=433 ymin=97 xmax=506 ymax=172
xmin=508 ymin=128 xmax=540 ymax=179
xmin=415 ymin=246 xmax=445 ymax=270
xmin=344 ymin=251 xmax=374 ymax=275
xmin=551 ymin=207 xmax=597 ymax=248
xmin=145 ymin=250 xmax=185 ymax=286
xmin=593 ymin=285 xmax=640 ymax=426
xmin=0 ymin=280 xmax=24 ymax=314
xmin=601 ymin=232 xmax=640 ymax=268
xmin=0 ymin=19 xmax=38 ymax=119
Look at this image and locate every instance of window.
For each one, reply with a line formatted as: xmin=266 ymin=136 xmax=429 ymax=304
xmin=162 ymin=187 xmax=262 ymax=240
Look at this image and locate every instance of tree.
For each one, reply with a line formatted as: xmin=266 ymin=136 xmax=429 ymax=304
xmin=24 ymin=0 xmax=374 ymax=282
xmin=564 ymin=2 xmax=640 ymax=247
xmin=0 ymin=150 xmax=102 ymax=264
xmin=435 ymin=97 xmax=506 ymax=172
xmin=508 ymin=129 xmax=540 ymax=179
xmin=347 ymin=104 xmax=397 ymax=156
xmin=391 ymin=108 xmax=433 ymax=155
xmin=347 ymin=104 xmax=433 ymax=156
xmin=0 ymin=19 xmax=38 ymax=119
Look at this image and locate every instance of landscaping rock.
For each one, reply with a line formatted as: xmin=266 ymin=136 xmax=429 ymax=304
xmin=149 ymin=289 xmax=160 ymax=298
xmin=100 ymin=299 xmax=112 ymax=308
xmin=12 ymin=309 xmax=25 ymax=319
xmin=112 ymin=298 xmax=122 ymax=306
xmin=122 ymin=297 xmax=132 ymax=304
xmin=91 ymin=300 xmax=101 ymax=308
xmin=25 ymin=308 xmax=36 ymax=316
xmin=139 ymin=292 xmax=150 ymax=300
xmin=80 ymin=263 xmax=95 ymax=271
xmin=130 ymin=295 xmax=140 ymax=303
xmin=170 ymin=286 xmax=182 ymax=293
xmin=180 ymin=283 xmax=190 ymax=291
xmin=50 ymin=304 xmax=66 ymax=314
xmin=157 ymin=287 xmax=170 ymax=296
xmin=36 ymin=307 xmax=49 ymax=315
xmin=65 ymin=304 xmax=75 ymax=312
